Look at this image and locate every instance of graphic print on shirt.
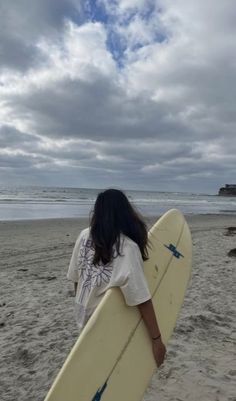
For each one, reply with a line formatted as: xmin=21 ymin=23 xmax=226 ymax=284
xmin=77 ymin=237 xmax=113 ymax=303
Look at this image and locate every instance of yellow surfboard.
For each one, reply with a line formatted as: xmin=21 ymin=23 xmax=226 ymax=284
xmin=44 ymin=209 xmax=192 ymax=401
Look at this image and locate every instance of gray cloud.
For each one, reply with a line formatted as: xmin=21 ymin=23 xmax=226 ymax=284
xmin=0 ymin=33 xmax=41 ymax=72
xmin=0 ymin=0 xmax=81 ymax=71
xmin=3 ymin=75 xmax=193 ymax=143
xmin=0 ymin=0 xmax=236 ymax=192
xmin=0 ymin=125 xmax=38 ymax=147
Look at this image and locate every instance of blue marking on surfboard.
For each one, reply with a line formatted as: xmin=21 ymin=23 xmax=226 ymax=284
xmin=164 ymin=243 xmax=184 ymax=259
xmin=92 ymin=381 xmax=108 ymax=401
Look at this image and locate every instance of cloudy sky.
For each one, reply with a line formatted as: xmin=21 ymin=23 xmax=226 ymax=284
xmin=0 ymin=0 xmax=235 ymax=193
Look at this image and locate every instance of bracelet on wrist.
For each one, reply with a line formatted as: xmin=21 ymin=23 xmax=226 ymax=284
xmin=152 ymin=334 xmax=161 ymax=341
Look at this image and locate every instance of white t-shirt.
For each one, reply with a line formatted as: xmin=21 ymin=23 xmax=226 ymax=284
xmin=67 ymin=228 xmax=151 ymax=333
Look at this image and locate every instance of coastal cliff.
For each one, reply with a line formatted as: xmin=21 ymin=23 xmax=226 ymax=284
xmin=219 ymin=184 xmax=236 ymax=196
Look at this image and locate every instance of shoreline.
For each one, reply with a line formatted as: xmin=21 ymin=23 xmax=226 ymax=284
xmin=1 ymin=214 xmax=236 ymax=238
xmin=0 ymin=211 xmax=236 ymax=223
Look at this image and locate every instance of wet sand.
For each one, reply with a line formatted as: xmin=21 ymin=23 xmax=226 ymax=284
xmin=0 ymin=214 xmax=236 ymax=401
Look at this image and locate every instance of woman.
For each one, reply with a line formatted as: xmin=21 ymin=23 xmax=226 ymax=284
xmin=67 ymin=188 xmax=166 ymax=367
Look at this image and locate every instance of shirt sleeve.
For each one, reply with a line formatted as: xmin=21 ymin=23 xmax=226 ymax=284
xmin=120 ymin=242 xmax=151 ymax=306
xmin=67 ymin=231 xmax=84 ymax=283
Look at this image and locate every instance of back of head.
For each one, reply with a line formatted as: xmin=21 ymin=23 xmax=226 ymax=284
xmin=90 ymin=188 xmax=148 ymax=265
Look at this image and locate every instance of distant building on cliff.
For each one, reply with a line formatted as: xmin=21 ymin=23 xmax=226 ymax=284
xmin=218 ymin=184 xmax=236 ymax=196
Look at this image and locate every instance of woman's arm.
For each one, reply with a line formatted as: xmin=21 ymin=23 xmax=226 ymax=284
xmin=137 ymin=299 xmax=161 ymax=338
xmin=137 ymin=299 xmax=166 ymax=367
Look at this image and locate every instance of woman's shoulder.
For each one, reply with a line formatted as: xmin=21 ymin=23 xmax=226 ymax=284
xmin=76 ymin=227 xmax=90 ymax=244
xmin=117 ymin=234 xmax=143 ymax=264
xmin=120 ymin=234 xmax=140 ymax=252
xmin=80 ymin=227 xmax=90 ymax=237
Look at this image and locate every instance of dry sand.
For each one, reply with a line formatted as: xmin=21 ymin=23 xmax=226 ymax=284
xmin=0 ymin=214 xmax=236 ymax=401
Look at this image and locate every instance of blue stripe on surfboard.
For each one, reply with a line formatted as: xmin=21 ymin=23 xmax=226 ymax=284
xmin=164 ymin=243 xmax=184 ymax=259
xmin=92 ymin=381 xmax=108 ymax=401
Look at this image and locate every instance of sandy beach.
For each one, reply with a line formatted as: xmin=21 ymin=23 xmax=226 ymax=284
xmin=0 ymin=214 xmax=236 ymax=401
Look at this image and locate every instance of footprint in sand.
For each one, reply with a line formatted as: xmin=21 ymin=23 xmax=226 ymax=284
xmin=225 ymin=227 xmax=236 ymax=236
xmin=227 ymin=248 xmax=236 ymax=257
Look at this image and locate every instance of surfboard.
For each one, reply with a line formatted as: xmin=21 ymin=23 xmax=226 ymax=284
xmin=44 ymin=208 xmax=192 ymax=401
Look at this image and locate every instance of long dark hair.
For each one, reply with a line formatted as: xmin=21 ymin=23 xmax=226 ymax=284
xmin=90 ymin=189 xmax=148 ymax=265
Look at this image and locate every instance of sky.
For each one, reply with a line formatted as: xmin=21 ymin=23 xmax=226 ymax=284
xmin=0 ymin=0 xmax=235 ymax=194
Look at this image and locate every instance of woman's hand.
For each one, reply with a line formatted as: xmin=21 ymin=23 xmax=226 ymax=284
xmin=152 ymin=338 xmax=166 ymax=367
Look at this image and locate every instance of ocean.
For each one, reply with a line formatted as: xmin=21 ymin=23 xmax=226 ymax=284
xmin=0 ymin=186 xmax=236 ymax=221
